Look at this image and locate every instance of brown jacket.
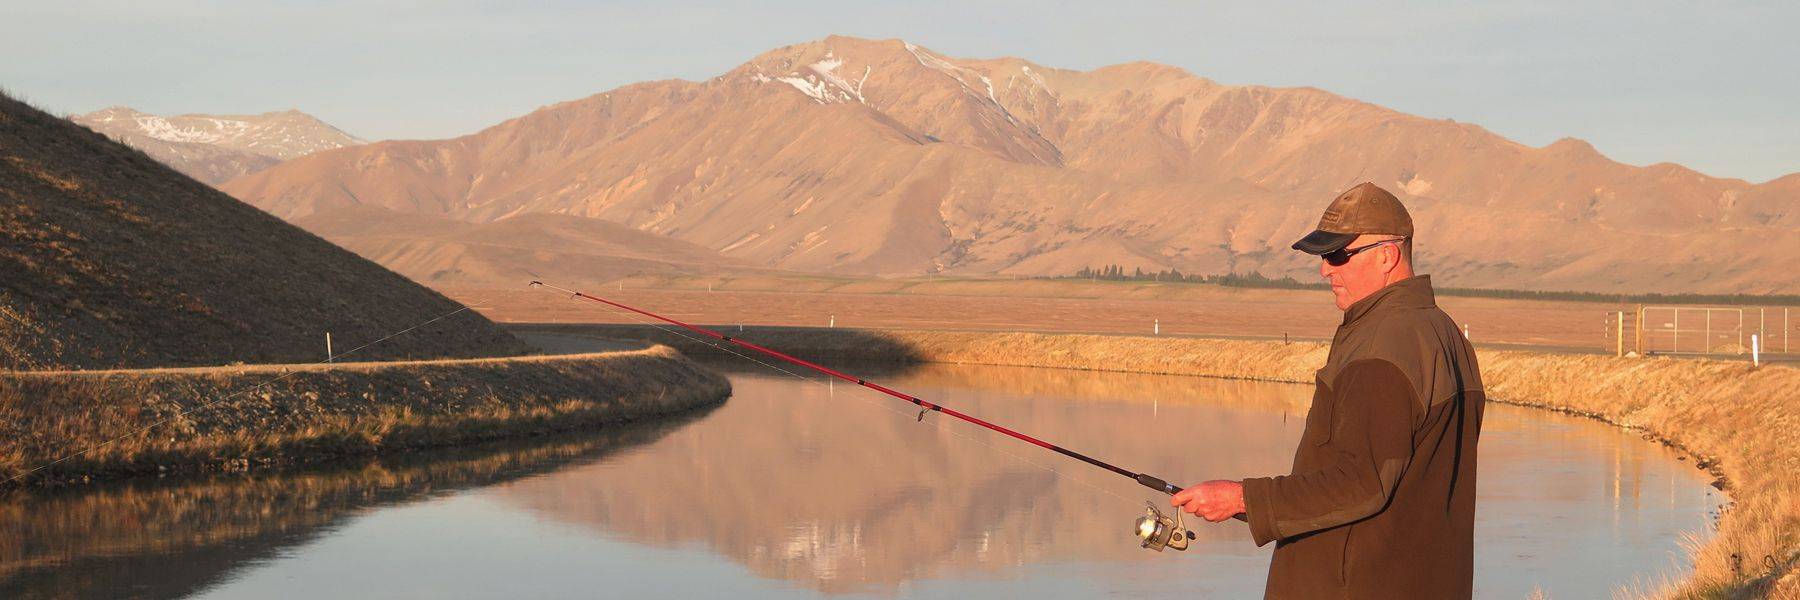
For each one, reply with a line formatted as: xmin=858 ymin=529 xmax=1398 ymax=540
xmin=1242 ymin=276 xmax=1485 ymax=599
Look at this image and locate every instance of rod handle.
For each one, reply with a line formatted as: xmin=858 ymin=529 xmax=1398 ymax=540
xmin=1136 ymin=473 xmax=1180 ymax=495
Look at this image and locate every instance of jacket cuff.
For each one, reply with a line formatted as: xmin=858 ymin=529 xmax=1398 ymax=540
xmin=1240 ymin=476 xmax=1281 ymax=547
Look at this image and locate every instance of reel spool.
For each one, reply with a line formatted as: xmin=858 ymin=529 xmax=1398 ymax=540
xmin=1133 ymin=502 xmax=1194 ymax=552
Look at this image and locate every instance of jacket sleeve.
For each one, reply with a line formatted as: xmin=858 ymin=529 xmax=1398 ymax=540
xmin=1240 ymin=359 xmax=1420 ymax=546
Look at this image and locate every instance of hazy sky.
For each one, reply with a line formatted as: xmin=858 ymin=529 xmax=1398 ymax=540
xmin=4 ymin=1 xmax=1795 ymax=182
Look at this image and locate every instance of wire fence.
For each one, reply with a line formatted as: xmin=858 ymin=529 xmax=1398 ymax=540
xmin=1606 ymin=306 xmax=1794 ymax=357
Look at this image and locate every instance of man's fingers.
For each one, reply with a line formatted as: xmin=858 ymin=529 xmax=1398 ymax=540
xmin=1178 ymin=497 xmax=1205 ymax=516
xmin=1170 ymin=487 xmax=1198 ymax=505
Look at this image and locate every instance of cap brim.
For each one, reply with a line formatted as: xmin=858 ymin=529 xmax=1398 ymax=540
xmin=1291 ymin=230 xmax=1358 ymax=255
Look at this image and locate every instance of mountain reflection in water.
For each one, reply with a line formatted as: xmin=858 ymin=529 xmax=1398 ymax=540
xmin=488 ymin=363 xmax=1305 ymax=595
xmin=0 ymin=361 xmax=1714 ymax=599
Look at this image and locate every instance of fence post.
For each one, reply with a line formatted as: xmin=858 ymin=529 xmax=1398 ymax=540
xmin=1635 ymin=305 xmax=1644 ymax=355
xmin=1705 ymin=310 xmax=1711 ymax=354
xmin=1616 ymin=310 xmax=1624 ymax=357
xmin=1752 ymin=334 xmax=1761 ymax=367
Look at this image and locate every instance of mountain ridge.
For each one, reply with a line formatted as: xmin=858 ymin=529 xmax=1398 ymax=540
xmin=71 ymin=106 xmax=363 ymax=184
xmin=222 ymin=35 xmax=1797 ymax=294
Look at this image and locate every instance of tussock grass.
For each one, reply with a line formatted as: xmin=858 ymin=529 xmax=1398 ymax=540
xmin=0 ymin=90 xmax=529 ymax=371
xmin=0 ymin=346 xmax=729 ymax=487
xmin=585 ymin=325 xmax=1800 ymax=599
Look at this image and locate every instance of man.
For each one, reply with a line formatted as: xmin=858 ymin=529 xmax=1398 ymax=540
xmin=1172 ymin=182 xmax=1486 ymax=598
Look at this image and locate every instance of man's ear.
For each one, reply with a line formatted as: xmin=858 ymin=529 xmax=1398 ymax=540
xmin=1380 ymin=244 xmax=1402 ymax=274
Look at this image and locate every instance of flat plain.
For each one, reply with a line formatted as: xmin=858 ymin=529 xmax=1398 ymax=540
xmin=447 ymin=275 xmax=1794 ymax=357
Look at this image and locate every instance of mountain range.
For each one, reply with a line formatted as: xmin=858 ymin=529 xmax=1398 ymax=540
xmin=217 ymin=36 xmax=1798 ymax=294
xmin=71 ymin=106 xmax=362 ymax=185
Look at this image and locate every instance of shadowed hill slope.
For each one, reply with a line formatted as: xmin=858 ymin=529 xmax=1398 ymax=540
xmin=0 ymin=92 xmax=528 ymax=371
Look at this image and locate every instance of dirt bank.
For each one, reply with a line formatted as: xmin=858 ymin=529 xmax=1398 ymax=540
xmin=541 ymin=324 xmax=1798 ymax=598
xmin=0 ymin=345 xmax=729 ymax=488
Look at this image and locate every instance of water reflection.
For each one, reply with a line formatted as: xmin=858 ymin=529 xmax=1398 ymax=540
xmin=485 ymin=364 xmax=1304 ymax=595
xmin=488 ymin=362 xmax=1712 ymax=598
xmin=0 ymin=362 xmax=1715 ymax=599
xmin=0 ymin=410 xmax=711 ymax=599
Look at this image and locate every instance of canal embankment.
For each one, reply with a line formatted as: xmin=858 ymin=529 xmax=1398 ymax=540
xmin=521 ymin=324 xmax=1799 ymax=598
xmin=0 ymin=345 xmax=729 ymax=488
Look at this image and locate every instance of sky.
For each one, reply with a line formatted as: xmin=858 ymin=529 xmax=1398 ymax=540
xmin=3 ymin=1 xmax=1795 ymax=183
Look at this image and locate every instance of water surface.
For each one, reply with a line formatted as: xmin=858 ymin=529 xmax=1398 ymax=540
xmin=0 ymin=361 xmax=1716 ymax=599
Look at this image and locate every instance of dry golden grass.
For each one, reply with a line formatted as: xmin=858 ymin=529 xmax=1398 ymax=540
xmin=565 ymin=324 xmax=1799 ymax=599
xmin=0 ymin=345 xmax=728 ymax=487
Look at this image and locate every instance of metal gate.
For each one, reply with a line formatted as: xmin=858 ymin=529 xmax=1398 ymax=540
xmin=1633 ymin=306 xmax=1793 ymax=356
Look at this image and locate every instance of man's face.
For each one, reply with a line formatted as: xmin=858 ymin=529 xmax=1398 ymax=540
xmin=1319 ymin=234 xmax=1404 ymax=311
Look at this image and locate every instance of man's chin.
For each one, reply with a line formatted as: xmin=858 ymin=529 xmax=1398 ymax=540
xmin=1331 ymin=288 xmax=1350 ymax=310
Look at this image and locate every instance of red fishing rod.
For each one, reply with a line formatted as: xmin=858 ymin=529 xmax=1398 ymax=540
xmin=532 ymin=281 xmax=1200 ymax=551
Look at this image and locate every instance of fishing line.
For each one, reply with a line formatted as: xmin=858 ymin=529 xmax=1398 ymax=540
xmin=559 ymin=291 xmax=1138 ymax=506
xmin=1 ymin=298 xmax=493 ymax=487
xmin=529 ymin=280 xmax=1188 ymax=507
xmin=527 ymin=282 xmax=1141 ymax=507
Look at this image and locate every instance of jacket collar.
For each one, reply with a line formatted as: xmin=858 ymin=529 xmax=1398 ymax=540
xmin=1341 ymin=275 xmax=1436 ymax=328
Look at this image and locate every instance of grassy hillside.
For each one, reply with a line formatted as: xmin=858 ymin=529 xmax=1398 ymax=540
xmin=0 ymin=92 xmax=527 ymax=370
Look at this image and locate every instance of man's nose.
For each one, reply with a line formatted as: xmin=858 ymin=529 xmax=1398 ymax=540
xmin=1319 ymin=258 xmax=1333 ymax=279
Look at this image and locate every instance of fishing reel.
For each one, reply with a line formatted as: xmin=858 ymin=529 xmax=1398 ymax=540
xmin=1133 ymin=502 xmax=1194 ymax=552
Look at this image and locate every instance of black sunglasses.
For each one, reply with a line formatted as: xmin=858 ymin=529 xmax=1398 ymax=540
xmin=1322 ymin=238 xmax=1404 ymax=266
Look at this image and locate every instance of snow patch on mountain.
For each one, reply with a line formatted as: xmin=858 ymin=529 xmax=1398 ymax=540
xmin=75 ymin=106 xmax=363 ymax=161
xmin=904 ymin=42 xmax=1018 ymax=124
xmin=763 ymin=52 xmax=871 ymax=105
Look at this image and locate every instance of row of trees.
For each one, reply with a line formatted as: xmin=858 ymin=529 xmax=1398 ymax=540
xmin=1066 ymin=265 xmax=1800 ymax=305
xmin=1067 ymin=265 xmax=1321 ymax=289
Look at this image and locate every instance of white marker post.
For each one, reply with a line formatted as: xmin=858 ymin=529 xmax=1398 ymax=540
xmin=1752 ymin=334 xmax=1761 ymax=367
xmin=326 ymin=332 xmax=333 ymax=363
xmin=1154 ymin=319 xmax=1160 ymax=335
xmin=1462 ymin=324 xmax=1469 ymax=340
xmin=829 ymin=315 xmax=835 ymax=328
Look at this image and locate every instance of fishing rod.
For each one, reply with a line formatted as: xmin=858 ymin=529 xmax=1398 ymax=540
xmin=531 ymin=280 xmax=1198 ymax=551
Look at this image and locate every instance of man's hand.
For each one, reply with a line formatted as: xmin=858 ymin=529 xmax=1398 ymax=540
xmin=1171 ymin=480 xmax=1247 ymax=522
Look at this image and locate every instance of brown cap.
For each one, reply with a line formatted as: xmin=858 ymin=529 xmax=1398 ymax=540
xmin=1291 ymin=182 xmax=1414 ymax=255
